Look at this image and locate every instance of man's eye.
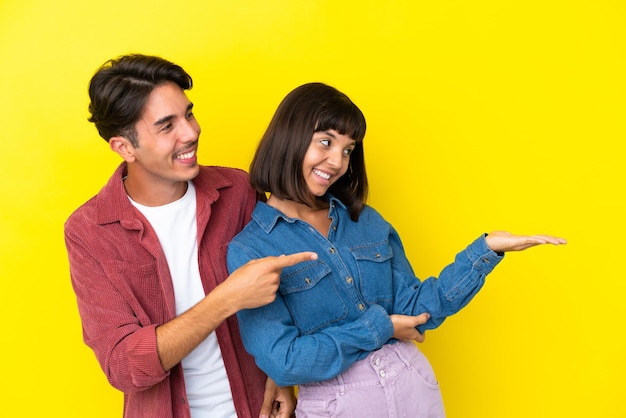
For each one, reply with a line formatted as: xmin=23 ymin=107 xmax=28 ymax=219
xmin=186 ymin=112 xmax=194 ymax=120
xmin=344 ymin=148 xmax=354 ymax=156
xmin=160 ymin=123 xmax=173 ymax=132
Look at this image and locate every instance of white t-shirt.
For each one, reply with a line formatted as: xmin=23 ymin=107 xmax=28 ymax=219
xmin=130 ymin=182 xmax=237 ymax=418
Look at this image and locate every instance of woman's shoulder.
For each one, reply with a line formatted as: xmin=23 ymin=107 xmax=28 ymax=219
xmin=354 ymin=204 xmax=387 ymax=224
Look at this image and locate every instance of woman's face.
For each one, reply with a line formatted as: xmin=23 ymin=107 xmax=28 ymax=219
xmin=302 ymin=129 xmax=356 ymax=197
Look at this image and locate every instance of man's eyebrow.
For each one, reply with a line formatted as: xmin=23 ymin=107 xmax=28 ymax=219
xmin=153 ymin=103 xmax=194 ymax=127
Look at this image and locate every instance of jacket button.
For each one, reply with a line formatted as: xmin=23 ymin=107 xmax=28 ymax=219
xmin=358 ymin=303 xmax=365 ymax=311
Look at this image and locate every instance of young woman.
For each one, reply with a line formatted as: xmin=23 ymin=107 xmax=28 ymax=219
xmin=226 ymin=83 xmax=565 ymax=417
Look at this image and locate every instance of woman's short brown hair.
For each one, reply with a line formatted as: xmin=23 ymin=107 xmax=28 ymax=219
xmin=250 ymin=83 xmax=368 ymax=220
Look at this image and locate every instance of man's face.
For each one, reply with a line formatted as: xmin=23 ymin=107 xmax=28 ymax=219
xmin=126 ymin=81 xmax=201 ymax=192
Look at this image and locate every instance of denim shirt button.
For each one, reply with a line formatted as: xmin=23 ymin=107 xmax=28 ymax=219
xmin=305 ymin=277 xmax=311 ymax=284
xmin=358 ymin=303 xmax=365 ymax=311
xmin=330 ymin=247 xmax=336 ymax=254
xmin=346 ymin=277 xmax=353 ymax=284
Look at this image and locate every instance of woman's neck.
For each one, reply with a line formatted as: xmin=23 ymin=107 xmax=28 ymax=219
xmin=267 ymin=195 xmax=331 ymax=237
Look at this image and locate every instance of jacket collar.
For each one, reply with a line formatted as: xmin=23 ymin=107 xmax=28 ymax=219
xmin=95 ymin=162 xmax=234 ymax=229
xmin=252 ymin=194 xmax=346 ymax=234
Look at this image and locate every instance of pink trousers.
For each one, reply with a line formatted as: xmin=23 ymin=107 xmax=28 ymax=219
xmin=295 ymin=341 xmax=446 ymax=418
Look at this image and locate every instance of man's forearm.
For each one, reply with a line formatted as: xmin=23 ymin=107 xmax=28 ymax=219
xmin=155 ymin=284 xmax=236 ymax=371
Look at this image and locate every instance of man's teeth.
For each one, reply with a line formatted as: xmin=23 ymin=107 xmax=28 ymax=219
xmin=314 ymin=169 xmax=331 ymax=180
xmin=177 ymin=150 xmax=195 ymax=159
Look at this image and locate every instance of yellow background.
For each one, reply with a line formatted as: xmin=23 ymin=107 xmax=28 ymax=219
xmin=1 ymin=1 xmax=623 ymax=417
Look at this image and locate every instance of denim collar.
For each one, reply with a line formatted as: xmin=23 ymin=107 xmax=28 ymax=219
xmin=252 ymin=194 xmax=347 ymax=234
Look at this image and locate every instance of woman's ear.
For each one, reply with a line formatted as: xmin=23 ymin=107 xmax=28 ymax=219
xmin=109 ymin=136 xmax=136 ymax=162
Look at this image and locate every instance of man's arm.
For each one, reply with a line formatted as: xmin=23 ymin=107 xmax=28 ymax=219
xmin=155 ymin=252 xmax=318 ymax=370
xmin=259 ymin=378 xmax=296 ymax=418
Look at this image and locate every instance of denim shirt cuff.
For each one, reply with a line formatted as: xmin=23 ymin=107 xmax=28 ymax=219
xmin=466 ymin=233 xmax=504 ymax=274
xmin=361 ymin=304 xmax=394 ymax=349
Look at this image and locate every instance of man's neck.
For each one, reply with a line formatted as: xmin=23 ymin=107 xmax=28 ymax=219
xmin=123 ymin=175 xmax=189 ymax=207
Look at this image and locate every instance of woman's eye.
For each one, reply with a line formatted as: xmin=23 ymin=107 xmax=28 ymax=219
xmin=319 ymin=139 xmax=330 ymax=147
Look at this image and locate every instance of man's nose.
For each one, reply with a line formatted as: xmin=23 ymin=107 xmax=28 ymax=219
xmin=180 ymin=119 xmax=200 ymax=142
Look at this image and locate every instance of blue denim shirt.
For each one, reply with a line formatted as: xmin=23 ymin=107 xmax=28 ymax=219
xmin=226 ymin=196 xmax=503 ymax=386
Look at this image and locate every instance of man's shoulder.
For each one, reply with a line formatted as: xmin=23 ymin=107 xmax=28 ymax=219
xmin=65 ymin=163 xmax=127 ymax=229
xmin=65 ymin=193 xmax=96 ymax=215
xmin=200 ymin=165 xmax=248 ymax=179
xmin=64 ymin=193 xmax=102 ymax=239
xmin=196 ymin=165 xmax=252 ymax=192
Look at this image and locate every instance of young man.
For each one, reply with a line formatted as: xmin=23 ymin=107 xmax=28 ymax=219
xmin=64 ymin=54 xmax=317 ymax=418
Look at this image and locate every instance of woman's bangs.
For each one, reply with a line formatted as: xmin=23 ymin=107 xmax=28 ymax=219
xmin=315 ymin=103 xmax=366 ymax=141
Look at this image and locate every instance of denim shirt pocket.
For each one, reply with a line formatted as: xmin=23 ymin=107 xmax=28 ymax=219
xmin=351 ymin=241 xmax=394 ymax=305
xmin=279 ymin=261 xmax=348 ymax=334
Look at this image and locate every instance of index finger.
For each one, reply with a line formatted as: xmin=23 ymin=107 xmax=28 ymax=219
xmin=273 ymin=252 xmax=318 ymax=269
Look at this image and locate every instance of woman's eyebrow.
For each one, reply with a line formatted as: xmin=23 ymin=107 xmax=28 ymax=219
xmin=318 ymin=130 xmax=337 ymax=138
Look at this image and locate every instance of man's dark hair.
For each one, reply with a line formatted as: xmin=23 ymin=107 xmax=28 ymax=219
xmin=87 ymin=54 xmax=193 ymax=145
xmin=250 ymin=82 xmax=368 ymax=221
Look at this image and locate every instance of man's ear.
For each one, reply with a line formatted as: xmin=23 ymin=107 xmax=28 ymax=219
xmin=109 ymin=136 xmax=136 ymax=162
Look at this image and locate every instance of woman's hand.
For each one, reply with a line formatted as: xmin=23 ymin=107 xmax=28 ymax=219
xmin=485 ymin=231 xmax=567 ymax=253
xmin=390 ymin=313 xmax=431 ymax=343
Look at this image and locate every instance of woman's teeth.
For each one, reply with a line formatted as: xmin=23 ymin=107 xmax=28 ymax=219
xmin=313 ymin=169 xmax=331 ymax=180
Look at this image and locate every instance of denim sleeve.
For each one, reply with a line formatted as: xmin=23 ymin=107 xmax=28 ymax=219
xmin=227 ymin=241 xmax=394 ymax=387
xmin=390 ymin=233 xmax=504 ymax=333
